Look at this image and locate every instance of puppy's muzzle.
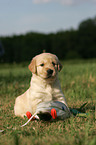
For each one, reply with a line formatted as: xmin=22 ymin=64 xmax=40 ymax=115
xmin=47 ymin=69 xmax=53 ymax=77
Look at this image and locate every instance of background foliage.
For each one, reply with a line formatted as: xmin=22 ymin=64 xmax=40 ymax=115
xmin=0 ymin=17 xmax=96 ymax=63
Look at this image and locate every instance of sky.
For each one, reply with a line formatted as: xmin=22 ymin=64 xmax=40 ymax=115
xmin=0 ymin=0 xmax=96 ymax=36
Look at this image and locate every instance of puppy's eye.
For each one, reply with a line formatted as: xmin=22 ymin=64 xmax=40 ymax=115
xmin=52 ymin=62 xmax=55 ymax=66
xmin=40 ymin=63 xmax=44 ymax=67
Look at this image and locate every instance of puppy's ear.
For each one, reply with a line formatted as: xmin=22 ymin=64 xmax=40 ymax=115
xmin=28 ymin=58 xmax=37 ymax=74
xmin=57 ymin=61 xmax=62 ymax=72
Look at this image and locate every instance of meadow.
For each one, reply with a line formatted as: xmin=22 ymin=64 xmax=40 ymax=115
xmin=0 ymin=60 xmax=96 ymax=145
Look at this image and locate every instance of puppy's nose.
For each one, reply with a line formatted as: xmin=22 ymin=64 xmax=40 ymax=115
xmin=47 ymin=69 xmax=53 ymax=75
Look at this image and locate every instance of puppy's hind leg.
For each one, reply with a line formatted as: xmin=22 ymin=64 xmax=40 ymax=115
xmin=14 ymin=90 xmax=30 ymax=117
xmin=14 ymin=97 xmax=26 ymax=117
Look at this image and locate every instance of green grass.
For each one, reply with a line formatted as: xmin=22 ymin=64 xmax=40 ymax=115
xmin=0 ymin=60 xmax=96 ymax=145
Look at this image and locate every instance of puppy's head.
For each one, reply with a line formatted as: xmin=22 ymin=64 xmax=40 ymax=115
xmin=28 ymin=53 xmax=62 ymax=80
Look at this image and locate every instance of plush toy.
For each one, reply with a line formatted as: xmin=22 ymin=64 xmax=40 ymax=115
xmin=21 ymin=101 xmax=88 ymax=127
xmin=21 ymin=101 xmax=71 ymax=127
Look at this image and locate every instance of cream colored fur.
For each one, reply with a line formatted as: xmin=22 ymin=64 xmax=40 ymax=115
xmin=14 ymin=53 xmax=69 ymax=117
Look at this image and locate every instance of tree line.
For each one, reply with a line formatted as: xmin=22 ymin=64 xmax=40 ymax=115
xmin=0 ymin=16 xmax=96 ymax=63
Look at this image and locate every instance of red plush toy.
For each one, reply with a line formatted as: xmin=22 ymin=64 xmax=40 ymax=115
xmin=26 ymin=111 xmax=36 ymax=120
xmin=26 ymin=109 xmax=57 ymax=120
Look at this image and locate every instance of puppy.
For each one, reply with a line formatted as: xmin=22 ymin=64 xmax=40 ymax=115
xmin=14 ymin=53 xmax=70 ymax=117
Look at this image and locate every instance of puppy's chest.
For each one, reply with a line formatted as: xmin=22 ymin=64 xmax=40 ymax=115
xmin=44 ymin=84 xmax=56 ymax=99
xmin=30 ymin=81 xmax=61 ymax=101
xmin=45 ymin=84 xmax=52 ymax=93
xmin=35 ymin=84 xmax=55 ymax=99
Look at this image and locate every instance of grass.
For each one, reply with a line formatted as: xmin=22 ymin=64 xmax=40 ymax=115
xmin=0 ymin=60 xmax=96 ymax=145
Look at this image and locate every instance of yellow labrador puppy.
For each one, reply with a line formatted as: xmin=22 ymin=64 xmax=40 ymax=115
xmin=14 ymin=53 xmax=69 ymax=117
